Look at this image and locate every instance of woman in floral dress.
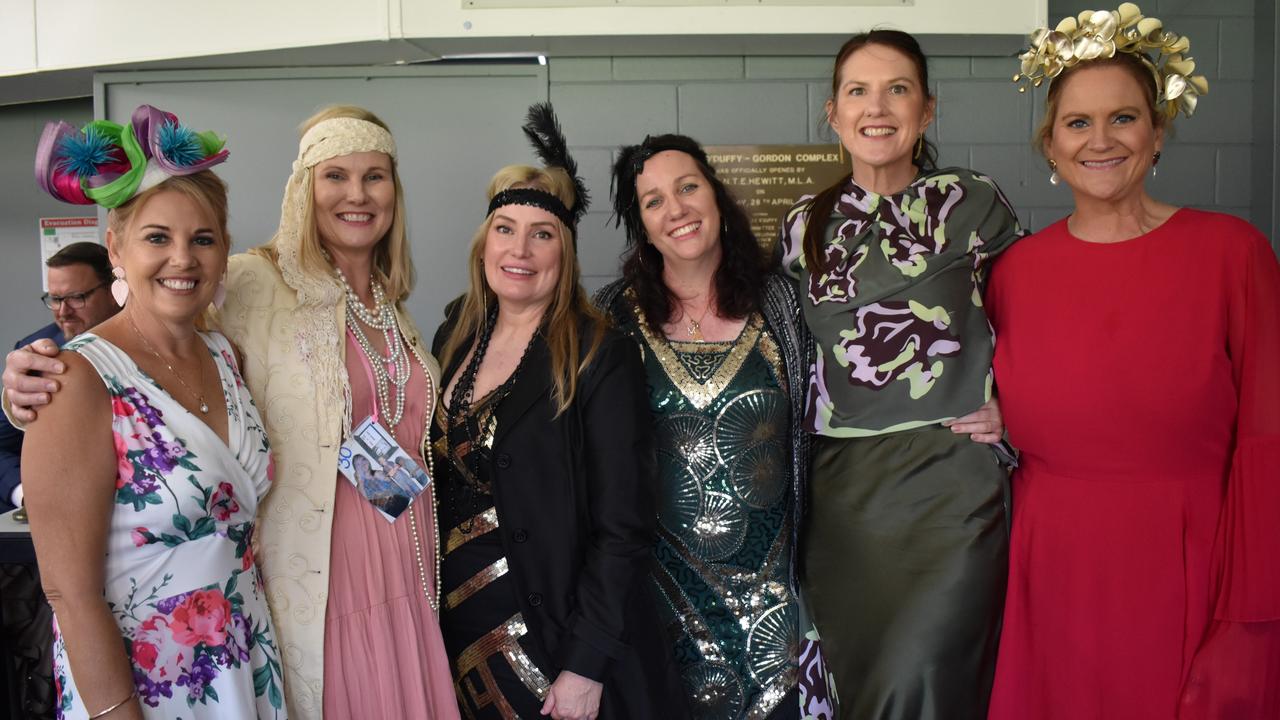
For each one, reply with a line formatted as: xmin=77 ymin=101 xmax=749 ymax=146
xmin=7 ymin=105 xmax=457 ymax=720
xmin=22 ymin=107 xmax=284 ymax=719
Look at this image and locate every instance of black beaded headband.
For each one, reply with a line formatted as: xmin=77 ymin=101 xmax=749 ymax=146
xmin=487 ymin=188 xmax=575 ymax=229
xmin=486 ymin=103 xmax=589 ymax=241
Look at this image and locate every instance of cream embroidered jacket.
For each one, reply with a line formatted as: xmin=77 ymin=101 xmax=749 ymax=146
xmin=218 ymin=253 xmax=440 ymax=719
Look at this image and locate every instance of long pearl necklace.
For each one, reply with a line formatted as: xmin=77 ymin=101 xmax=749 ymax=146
xmin=407 ymin=353 xmax=442 ymax=613
xmin=335 ymin=267 xmax=410 ymax=429
xmin=335 ymin=266 xmax=442 ymax=612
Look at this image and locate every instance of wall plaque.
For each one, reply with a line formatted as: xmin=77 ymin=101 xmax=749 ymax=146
xmin=704 ymin=144 xmax=848 ymax=247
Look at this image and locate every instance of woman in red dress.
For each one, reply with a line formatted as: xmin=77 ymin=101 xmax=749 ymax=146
xmin=986 ymin=5 xmax=1280 ymax=719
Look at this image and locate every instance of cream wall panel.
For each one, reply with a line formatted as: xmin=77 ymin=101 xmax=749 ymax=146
xmin=32 ymin=0 xmax=391 ymax=70
xmin=400 ymin=0 xmax=1046 ymax=39
xmin=0 ymin=0 xmax=37 ymax=75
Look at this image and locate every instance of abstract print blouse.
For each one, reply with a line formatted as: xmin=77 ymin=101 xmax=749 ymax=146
xmin=780 ymin=168 xmax=1022 ymax=437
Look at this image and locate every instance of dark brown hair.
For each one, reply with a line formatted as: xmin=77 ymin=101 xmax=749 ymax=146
xmin=802 ymin=30 xmax=938 ymax=273
xmin=611 ymin=134 xmax=768 ymax=334
xmin=45 ymin=241 xmax=112 ymax=285
xmin=1035 ymin=52 xmax=1166 ymax=160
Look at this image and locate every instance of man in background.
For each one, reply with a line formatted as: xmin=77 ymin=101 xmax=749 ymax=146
xmin=0 ymin=242 xmax=118 ymax=512
xmin=0 ymin=241 xmax=118 ymax=718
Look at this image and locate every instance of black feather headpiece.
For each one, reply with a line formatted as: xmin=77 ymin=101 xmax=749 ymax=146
xmin=487 ymin=102 xmax=589 ymax=239
xmin=610 ymin=133 xmax=714 ymax=247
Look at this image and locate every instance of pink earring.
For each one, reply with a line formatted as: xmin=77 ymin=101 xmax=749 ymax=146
xmin=110 ymin=267 xmax=129 ymax=306
xmin=213 ymin=276 xmax=227 ymax=309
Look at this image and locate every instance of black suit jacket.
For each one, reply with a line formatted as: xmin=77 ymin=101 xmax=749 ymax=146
xmin=433 ymin=310 xmax=688 ymax=718
xmin=0 ymin=323 xmax=64 ymax=511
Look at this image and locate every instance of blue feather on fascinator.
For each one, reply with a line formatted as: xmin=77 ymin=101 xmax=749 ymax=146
xmin=157 ymin=121 xmax=205 ymax=167
xmin=56 ymin=127 xmax=116 ymax=178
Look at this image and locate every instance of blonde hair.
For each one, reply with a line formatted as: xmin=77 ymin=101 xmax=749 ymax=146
xmin=250 ymin=105 xmax=415 ymax=302
xmin=107 ymin=171 xmax=230 ymax=248
xmin=440 ymin=164 xmax=607 ymax=415
xmin=108 ymin=171 xmax=231 ymax=331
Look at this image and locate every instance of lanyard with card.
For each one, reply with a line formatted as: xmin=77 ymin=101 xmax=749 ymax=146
xmin=337 ymin=336 xmax=432 ymax=522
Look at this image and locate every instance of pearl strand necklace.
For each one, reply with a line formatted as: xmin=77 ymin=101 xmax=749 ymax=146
xmin=335 ymin=267 xmax=411 ymax=429
xmin=335 ymin=266 xmax=441 ymax=612
xmin=407 ymin=350 xmax=441 ymax=613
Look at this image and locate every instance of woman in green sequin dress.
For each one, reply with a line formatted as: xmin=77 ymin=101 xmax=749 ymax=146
xmin=597 ymin=135 xmax=823 ymax=720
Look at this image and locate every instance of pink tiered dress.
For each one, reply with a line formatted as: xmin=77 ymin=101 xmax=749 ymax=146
xmin=321 ymin=331 xmax=459 ymax=718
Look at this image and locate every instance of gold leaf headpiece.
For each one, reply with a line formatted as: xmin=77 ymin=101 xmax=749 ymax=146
xmin=1013 ymin=2 xmax=1209 ymax=120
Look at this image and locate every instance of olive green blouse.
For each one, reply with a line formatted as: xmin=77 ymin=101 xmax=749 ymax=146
xmin=779 ymin=168 xmax=1022 ymax=437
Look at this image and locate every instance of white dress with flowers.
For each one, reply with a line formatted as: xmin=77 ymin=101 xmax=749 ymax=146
xmin=51 ymin=333 xmax=286 ymax=720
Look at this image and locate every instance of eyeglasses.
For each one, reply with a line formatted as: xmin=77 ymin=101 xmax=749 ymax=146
xmin=41 ymin=281 xmax=109 ymax=310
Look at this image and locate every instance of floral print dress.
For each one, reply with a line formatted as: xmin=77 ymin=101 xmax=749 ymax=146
xmin=52 ymin=333 xmax=286 ymax=720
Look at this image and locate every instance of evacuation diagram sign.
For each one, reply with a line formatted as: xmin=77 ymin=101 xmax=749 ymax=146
xmin=39 ymin=217 xmax=100 ymax=291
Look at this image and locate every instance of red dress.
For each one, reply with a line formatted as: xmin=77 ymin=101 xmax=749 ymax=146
xmin=985 ymin=209 xmax=1280 ymax=720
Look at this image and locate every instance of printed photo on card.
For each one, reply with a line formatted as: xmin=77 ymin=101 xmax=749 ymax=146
xmin=337 ymin=416 xmax=432 ymax=522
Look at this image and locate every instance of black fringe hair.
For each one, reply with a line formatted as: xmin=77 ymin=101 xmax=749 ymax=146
xmin=610 ymin=134 xmax=771 ymax=334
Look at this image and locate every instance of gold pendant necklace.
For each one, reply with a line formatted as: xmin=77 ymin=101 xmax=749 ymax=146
xmin=127 ymin=313 xmax=209 ymax=414
xmin=680 ymin=300 xmax=712 ymax=341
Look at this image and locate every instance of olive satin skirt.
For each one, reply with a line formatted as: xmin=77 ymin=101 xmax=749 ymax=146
xmin=802 ymin=426 xmax=1010 ymax=720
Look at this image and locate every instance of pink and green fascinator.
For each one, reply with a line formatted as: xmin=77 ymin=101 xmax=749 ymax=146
xmin=35 ymin=104 xmax=228 ymax=208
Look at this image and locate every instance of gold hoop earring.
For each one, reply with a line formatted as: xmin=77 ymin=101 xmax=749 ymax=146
xmin=915 ymin=135 xmax=924 ymax=160
xmin=837 ymin=141 xmax=844 ymax=164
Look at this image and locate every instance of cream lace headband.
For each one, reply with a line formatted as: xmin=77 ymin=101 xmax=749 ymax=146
xmin=296 ymin=117 xmax=397 ymax=172
xmin=271 ymin=115 xmax=401 ymax=438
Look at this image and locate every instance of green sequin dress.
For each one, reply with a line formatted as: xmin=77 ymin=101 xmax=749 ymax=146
xmin=614 ymin=294 xmax=799 ymax=720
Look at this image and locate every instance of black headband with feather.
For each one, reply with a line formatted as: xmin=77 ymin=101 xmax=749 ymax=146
xmin=610 ymin=133 xmax=715 ymax=247
xmin=487 ymin=103 xmax=589 ymax=238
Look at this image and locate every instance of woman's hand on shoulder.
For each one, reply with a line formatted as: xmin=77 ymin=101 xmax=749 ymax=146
xmin=541 ymin=670 xmax=603 ymax=720
xmin=3 ymin=338 xmax=66 ymax=423
xmin=942 ymin=397 xmax=1004 ymax=444
xmin=25 ymin=350 xmax=109 ymax=429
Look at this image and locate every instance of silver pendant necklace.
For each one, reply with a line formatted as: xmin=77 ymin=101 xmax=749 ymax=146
xmin=127 ymin=313 xmax=209 ymax=414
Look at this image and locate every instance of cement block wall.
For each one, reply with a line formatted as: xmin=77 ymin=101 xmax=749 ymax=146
xmin=555 ymin=0 xmax=1265 ymax=291
xmin=0 ymin=0 xmax=1271 ymax=341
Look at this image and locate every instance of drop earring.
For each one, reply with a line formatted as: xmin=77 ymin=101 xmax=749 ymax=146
xmin=1151 ymin=151 xmax=1162 ymax=177
xmin=1047 ymin=159 xmax=1060 ymax=186
xmin=110 ymin=266 xmax=129 ymax=306
xmin=213 ymin=275 xmax=227 ymax=309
